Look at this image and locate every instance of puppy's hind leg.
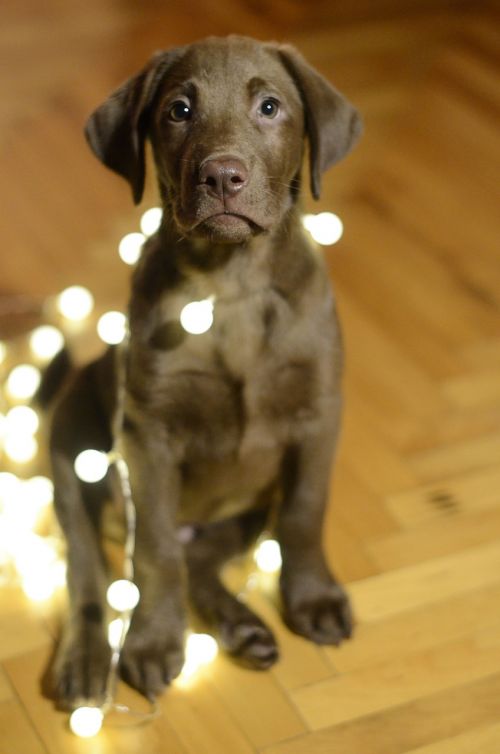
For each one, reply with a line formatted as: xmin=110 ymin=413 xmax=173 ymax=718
xmin=185 ymin=509 xmax=279 ymax=669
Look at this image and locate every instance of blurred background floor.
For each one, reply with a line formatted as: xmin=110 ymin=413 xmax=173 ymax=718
xmin=1 ymin=1 xmax=500 ymax=752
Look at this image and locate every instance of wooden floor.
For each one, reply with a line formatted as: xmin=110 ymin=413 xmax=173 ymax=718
xmin=1 ymin=1 xmax=500 ymax=752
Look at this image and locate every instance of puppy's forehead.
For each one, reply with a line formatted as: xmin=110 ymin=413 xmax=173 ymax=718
xmin=162 ymin=37 xmax=299 ymax=99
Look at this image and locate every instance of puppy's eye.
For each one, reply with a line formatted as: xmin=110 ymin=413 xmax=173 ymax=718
xmin=259 ymin=98 xmax=280 ymax=119
xmin=168 ymin=101 xmax=192 ymax=122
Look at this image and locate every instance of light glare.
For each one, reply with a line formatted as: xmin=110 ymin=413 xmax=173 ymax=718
xmin=107 ymin=579 xmax=140 ymax=612
xmin=4 ymin=433 xmax=38 ymax=464
xmin=0 ymin=341 xmax=6 ymax=364
xmin=23 ymin=476 xmax=54 ymax=508
xmin=57 ymin=286 xmax=94 ymax=321
xmin=0 ymin=472 xmax=20 ymax=502
xmin=6 ymin=364 xmax=41 ymax=401
xmin=13 ymin=533 xmax=57 ymax=576
xmin=5 ymin=406 xmax=39 ymax=436
xmin=140 ymin=207 xmax=163 ymax=236
xmin=69 ymin=707 xmax=104 ymax=738
xmin=29 ymin=325 xmax=64 ymax=360
xmin=255 ymin=539 xmax=282 ymax=573
xmin=74 ymin=449 xmax=109 ymax=483
xmin=108 ymin=618 xmax=126 ymax=649
xmin=21 ymin=572 xmax=57 ymax=601
xmin=97 ymin=311 xmax=127 ymax=345
xmin=179 ymin=632 xmax=219 ymax=681
xmin=118 ymin=232 xmax=145 ymax=265
xmin=180 ymin=298 xmax=214 ymax=335
xmin=303 ymin=212 xmax=344 ymax=245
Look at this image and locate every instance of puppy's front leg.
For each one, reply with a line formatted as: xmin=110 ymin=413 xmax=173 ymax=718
xmin=277 ymin=398 xmax=353 ymax=645
xmin=118 ymin=418 xmax=185 ymax=698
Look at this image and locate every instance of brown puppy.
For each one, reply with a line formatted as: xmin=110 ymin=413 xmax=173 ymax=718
xmin=49 ymin=35 xmax=362 ymax=707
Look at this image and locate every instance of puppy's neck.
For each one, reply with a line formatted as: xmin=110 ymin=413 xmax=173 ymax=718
xmin=131 ymin=201 xmax=315 ymax=318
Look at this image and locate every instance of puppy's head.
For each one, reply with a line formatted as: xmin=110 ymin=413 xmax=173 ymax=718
xmin=86 ymin=36 xmax=362 ymax=244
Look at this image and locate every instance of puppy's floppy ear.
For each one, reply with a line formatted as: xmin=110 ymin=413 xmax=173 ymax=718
xmin=278 ymin=45 xmax=362 ymax=200
xmin=85 ymin=49 xmax=182 ymax=204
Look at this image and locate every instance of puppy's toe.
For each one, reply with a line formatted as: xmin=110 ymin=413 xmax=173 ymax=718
xmin=284 ymin=585 xmax=354 ymax=646
xmin=53 ymin=636 xmax=111 ymax=710
xmin=120 ymin=641 xmax=185 ymax=699
xmin=220 ymin=618 xmax=279 ymax=669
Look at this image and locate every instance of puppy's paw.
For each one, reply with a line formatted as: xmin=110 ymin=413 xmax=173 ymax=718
xmin=283 ymin=581 xmax=353 ymax=646
xmin=119 ymin=636 xmax=185 ymax=699
xmin=53 ymin=630 xmax=111 ymax=709
xmin=220 ymin=612 xmax=279 ymax=669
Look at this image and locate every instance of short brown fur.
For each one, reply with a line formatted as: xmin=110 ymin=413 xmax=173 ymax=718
xmin=48 ymin=35 xmax=362 ymax=706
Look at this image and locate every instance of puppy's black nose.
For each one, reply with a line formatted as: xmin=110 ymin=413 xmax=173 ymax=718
xmin=199 ymin=158 xmax=249 ymax=199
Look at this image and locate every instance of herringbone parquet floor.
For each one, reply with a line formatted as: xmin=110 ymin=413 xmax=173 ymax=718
xmin=1 ymin=1 xmax=500 ymax=752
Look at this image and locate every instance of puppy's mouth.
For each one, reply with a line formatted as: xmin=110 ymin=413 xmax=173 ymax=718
xmin=191 ymin=211 xmax=265 ymax=241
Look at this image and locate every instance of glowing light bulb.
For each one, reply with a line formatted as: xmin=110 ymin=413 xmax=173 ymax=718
xmin=302 ymin=212 xmax=344 ymax=246
xmin=180 ymin=298 xmax=214 ymax=335
xmin=254 ymin=539 xmax=282 ymax=573
xmin=140 ymin=207 xmax=163 ymax=236
xmin=74 ymin=450 xmax=109 ymax=483
xmin=187 ymin=632 xmax=218 ymax=663
xmin=0 ymin=341 xmax=6 ymax=364
xmin=118 ymin=232 xmax=145 ymax=265
xmin=6 ymin=364 xmax=41 ymax=401
xmin=4 ymin=434 xmax=38 ymax=464
xmin=29 ymin=325 xmax=64 ymax=361
xmin=108 ymin=618 xmax=126 ymax=649
xmin=21 ymin=572 xmax=57 ymax=601
xmin=13 ymin=533 xmax=57 ymax=576
xmin=0 ymin=472 xmax=20 ymax=501
xmin=5 ymin=406 xmax=39 ymax=436
xmin=2 ymin=477 xmax=54 ymax=532
xmin=97 ymin=311 xmax=127 ymax=345
xmin=57 ymin=286 xmax=94 ymax=321
xmin=69 ymin=707 xmax=104 ymax=738
xmin=107 ymin=579 xmax=140 ymax=612
xmin=23 ymin=475 xmax=54 ymax=507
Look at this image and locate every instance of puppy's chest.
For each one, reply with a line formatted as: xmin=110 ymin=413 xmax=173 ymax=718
xmin=214 ymin=292 xmax=278 ymax=375
xmin=149 ymin=289 xmax=318 ymax=452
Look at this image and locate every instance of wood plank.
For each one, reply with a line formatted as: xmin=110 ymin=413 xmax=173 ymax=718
xmin=162 ymin=674 xmax=255 ymax=754
xmin=207 ymin=654 xmax=306 ymax=749
xmin=260 ymin=673 xmax=500 ymax=754
xmin=404 ymin=721 xmax=500 ymax=754
xmin=0 ymin=699 xmax=47 ymax=754
xmin=326 ymin=582 xmax=500 ymax=673
xmin=291 ymin=623 xmax=500 ymax=730
xmin=462 ymin=337 xmax=500 ymax=370
xmin=384 ymin=466 xmax=500 ymax=528
xmin=0 ymin=668 xmax=13 ymax=703
xmin=349 ymin=541 xmax=500 ymax=622
xmin=329 ymin=465 xmax=400 ymax=542
xmin=0 ymin=587 xmax=52 ymax=662
xmin=338 ymin=404 xmax=418 ymax=498
xmin=368 ymin=507 xmax=500 ymax=569
xmin=442 ymin=368 xmax=500 ymax=409
xmin=408 ymin=433 xmax=500 ymax=483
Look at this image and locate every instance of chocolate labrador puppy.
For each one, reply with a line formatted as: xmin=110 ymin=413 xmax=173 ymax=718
xmin=49 ymin=35 xmax=362 ymax=706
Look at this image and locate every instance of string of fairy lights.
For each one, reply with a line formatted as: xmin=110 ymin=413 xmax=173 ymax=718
xmin=0 ymin=207 xmax=343 ymax=737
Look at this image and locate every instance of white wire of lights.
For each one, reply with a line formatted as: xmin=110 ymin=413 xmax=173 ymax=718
xmin=0 ymin=205 xmax=341 ymax=737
